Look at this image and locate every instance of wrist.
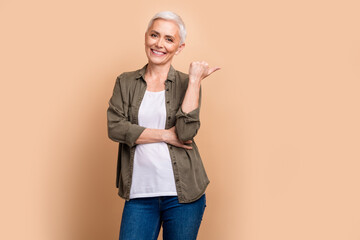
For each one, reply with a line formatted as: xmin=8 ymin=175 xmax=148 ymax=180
xmin=188 ymin=79 xmax=201 ymax=89
xmin=161 ymin=129 xmax=168 ymax=142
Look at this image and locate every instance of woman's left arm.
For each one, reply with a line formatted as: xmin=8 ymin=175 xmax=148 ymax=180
xmin=175 ymin=61 xmax=220 ymax=142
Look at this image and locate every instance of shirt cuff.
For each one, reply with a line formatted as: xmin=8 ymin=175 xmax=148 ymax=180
xmin=125 ymin=125 xmax=146 ymax=147
xmin=175 ymin=106 xmax=200 ymax=123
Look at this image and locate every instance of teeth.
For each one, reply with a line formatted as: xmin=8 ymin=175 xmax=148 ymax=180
xmin=152 ymin=50 xmax=165 ymax=55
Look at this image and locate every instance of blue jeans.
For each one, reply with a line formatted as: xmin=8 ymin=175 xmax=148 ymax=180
xmin=119 ymin=194 xmax=207 ymax=240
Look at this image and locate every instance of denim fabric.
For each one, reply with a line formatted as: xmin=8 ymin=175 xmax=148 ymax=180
xmin=119 ymin=194 xmax=207 ymax=240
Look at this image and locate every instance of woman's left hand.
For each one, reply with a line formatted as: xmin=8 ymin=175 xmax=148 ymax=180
xmin=188 ymin=61 xmax=220 ymax=86
xmin=163 ymin=126 xmax=193 ymax=150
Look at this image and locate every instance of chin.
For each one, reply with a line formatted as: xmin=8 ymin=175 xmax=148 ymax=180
xmin=147 ymin=57 xmax=169 ymax=65
xmin=148 ymin=60 xmax=166 ymax=66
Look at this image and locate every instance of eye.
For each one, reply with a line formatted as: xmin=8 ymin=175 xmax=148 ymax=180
xmin=166 ymin=38 xmax=174 ymax=42
xmin=150 ymin=33 xmax=158 ymax=38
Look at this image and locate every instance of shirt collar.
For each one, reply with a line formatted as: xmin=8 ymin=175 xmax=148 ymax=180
xmin=135 ymin=63 xmax=176 ymax=82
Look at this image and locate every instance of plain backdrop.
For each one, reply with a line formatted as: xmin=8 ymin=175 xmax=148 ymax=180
xmin=1 ymin=0 xmax=360 ymax=239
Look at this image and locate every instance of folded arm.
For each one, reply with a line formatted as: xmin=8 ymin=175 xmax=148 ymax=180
xmin=107 ymin=75 xmax=192 ymax=149
xmin=107 ymin=76 xmax=146 ymax=148
xmin=135 ymin=127 xmax=193 ymax=149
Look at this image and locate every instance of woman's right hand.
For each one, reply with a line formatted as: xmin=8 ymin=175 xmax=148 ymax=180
xmin=163 ymin=126 xmax=193 ymax=150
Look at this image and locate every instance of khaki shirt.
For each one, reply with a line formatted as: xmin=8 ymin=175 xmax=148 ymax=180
xmin=107 ymin=64 xmax=210 ymax=203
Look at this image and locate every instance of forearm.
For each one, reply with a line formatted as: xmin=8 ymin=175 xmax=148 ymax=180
xmin=181 ymin=81 xmax=201 ymax=113
xmin=135 ymin=127 xmax=193 ymax=149
xmin=175 ymin=82 xmax=201 ymax=142
xmin=135 ymin=128 xmax=166 ymax=144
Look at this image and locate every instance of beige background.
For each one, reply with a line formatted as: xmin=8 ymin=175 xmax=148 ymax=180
xmin=1 ymin=0 xmax=360 ymax=239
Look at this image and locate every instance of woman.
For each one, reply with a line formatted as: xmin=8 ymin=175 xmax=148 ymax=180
xmin=107 ymin=11 xmax=220 ymax=240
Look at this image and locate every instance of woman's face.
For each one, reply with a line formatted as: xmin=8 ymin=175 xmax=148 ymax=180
xmin=145 ymin=18 xmax=185 ymax=66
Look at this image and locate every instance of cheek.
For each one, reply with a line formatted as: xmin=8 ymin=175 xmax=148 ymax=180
xmin=165 ymin=44 xmax=177 ymax=53
xmin=145 ymin=37 xmax=154 ymax=46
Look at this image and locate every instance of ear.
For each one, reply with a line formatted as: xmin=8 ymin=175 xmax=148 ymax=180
xmin=175 ymin=43 xmax=185 ymax=55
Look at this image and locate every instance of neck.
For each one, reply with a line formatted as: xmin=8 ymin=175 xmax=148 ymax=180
xmin=145 ymin=62 xmax=171 ymax=80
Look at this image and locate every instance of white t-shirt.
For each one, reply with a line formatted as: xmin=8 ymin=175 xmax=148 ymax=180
xmin=129 ymin=90 xmax=177 ymax=199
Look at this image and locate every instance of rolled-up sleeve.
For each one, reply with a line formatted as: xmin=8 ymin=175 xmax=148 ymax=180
xmin=175 ymin=86 xmax=202 ymax=142
xmin=107 ymin=76 xmax=145 ymax=148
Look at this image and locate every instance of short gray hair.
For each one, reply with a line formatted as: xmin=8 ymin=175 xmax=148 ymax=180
xmin=146 ymin=11 xmax=187 ymax=44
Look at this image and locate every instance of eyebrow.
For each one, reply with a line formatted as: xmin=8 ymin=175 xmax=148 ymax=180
xmin=150 ymin=30 xmax=175 ymax=39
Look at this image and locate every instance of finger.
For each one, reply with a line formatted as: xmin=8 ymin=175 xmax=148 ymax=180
xmin=181 ymin=144 xmax=193 ymax=150
xmin=207 ymin=67 xmax=221 ymax=75
xmin=173 ymin=142 xmax=192 ymax=149
xmin=184 ymin=140 xmax=193 ymax=144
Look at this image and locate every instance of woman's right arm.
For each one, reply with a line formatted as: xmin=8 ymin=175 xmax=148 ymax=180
xmin=107 ymin=76 xmax=146 ymax=147
xmin=136 ymin=127 xmax=193 ymax=149
xmin=107 ymin=75 xmax=192 ymax=149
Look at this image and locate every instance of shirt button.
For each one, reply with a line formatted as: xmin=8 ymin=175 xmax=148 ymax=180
xmin=166 ymin=88 xmax=169 ymax=91
xmin=173 ymin=161 xmax=176 ymax=164
xmin=166 ymin=100 xmax=170 ymax=104
xmin=168 ymin=116 xmax=171 ymax=120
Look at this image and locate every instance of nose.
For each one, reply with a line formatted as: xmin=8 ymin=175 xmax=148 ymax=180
xmin=155 ymin=38 xmax=164 ymax=48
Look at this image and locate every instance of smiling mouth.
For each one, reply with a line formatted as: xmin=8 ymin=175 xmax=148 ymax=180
xmin=151 ymin=49 xmax=166 ymax=56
